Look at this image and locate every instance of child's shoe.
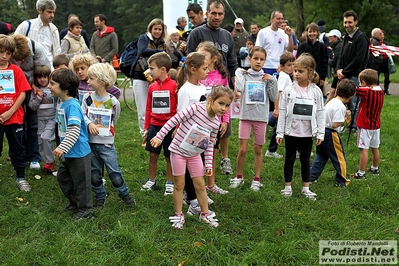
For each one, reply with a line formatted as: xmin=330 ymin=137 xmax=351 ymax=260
xmin=169 ymin=213 xmax=185 ymax=229
xmin=30 ymin=161 xmax=40 ymax=169
xmin=280 ymin=188 xmax=293 ymax=197
xmin=369 ymin=167 xmax=380 ymax=175
xmin=141 ymin=179 xmax=156 ymax=191
xmin=164 ymin=183 xmax=174 ymax=196
xmin=200 ymin=211 xmax=219 ymax=227
xmin=229 ymin=177 xmax=244 ymax=188
xmin=121 ymin=194 xmax=136 ymax=207
xmin=301 ymin=190 xmax=317 ymax=200
xmin=94 ymin=198 xmax=105 ymax=208
xmin=206 ymin=184 xmax=229 ymax=194
xmin=250 ymin=180 xmax=263 ymax=192
xmin=17 ymin=179 xmax=31 ymax=192
xmin=187 ymin=204 xmax=201 ymax=215
xmin=43 ymin=161 xmax=55 ymax=173
xmin=220 ymin=158 xmax=233 ymax=174
xmin=351 ymin=172 xmax=366 ymax=180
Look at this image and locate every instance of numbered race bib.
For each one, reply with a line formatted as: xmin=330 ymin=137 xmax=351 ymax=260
xmin=39 ymin=88 xmax=55 ymax=109
xmin=87 ymin=107 xmax=112 ymax=136
xmin=245 ymin=81 xmax=265 ymax=105
xmin=180 ymin=124 xmax=211 ymax=153
xmin=292 ymin=98 xmax=313 ymax=120
xmin=152 ymin=90 xmax=170 ymax=114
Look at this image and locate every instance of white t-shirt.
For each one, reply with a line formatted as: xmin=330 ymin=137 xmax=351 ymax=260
xmin=324 ymin=98 xmax=346 ymax=132
xmin=38 ymin=26 xmax=53 ymax=63
xmin=177 ymin=81 xmax=207 ymax=112
xmin=255 ymin=26 xmax=289 ymax=69
xmin=277 ymin=71 xmax=292 ymax=92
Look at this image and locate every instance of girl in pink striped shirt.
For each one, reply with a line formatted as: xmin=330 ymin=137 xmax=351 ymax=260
xmin=151 ymin=86 xmax=234 ymax=229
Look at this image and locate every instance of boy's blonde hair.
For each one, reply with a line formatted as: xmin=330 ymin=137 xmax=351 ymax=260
xmin=0 ymin=34 xmax=15 ymax=54
xmin=358 ymin=68 xmax=378 ymax=86
xmin=69 ymin=53 xmax=97 ymax=70
xmin=87 ymin=63 xmax=117 ymax=90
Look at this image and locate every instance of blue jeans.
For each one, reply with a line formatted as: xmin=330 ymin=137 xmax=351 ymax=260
xmin=90 ymin=143 xmax=129 ymax=200
xmin=267 ymin=112 xmax=278 ymax=152
xmin=348 ymin=76 xmax=360 ymax=129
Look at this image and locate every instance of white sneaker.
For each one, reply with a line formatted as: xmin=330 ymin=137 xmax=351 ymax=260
xmin=141 ymin=179 xmax=156 ymax=191
xmin=207 ymin=196 xmax=214 ymax=205
xmin=187 ymin=204 xmax=201 ymax=215
xmin=229 ymin=177 xmax=244 ymax=188
xmin=169 ymin=214 xmax=185 ymax=229
xmin=199 ymin=211 xmax=219 ymax=227
xmin=164 ymin=183 xmax=174 ymax=196
xmin=250 ymin=180 xmax=263 ymax=191
xmin=30 ymin=161 xmax=40 ymax=169
xmin=301 ymin=190 xmax=317 ymax=200
xmin=206 ymin=184 xmax=229 ymax=194
xmin=265 ymin=150 xmax=283 ymax=158
xmin=280 ymin=188 xmax=293 ymax=197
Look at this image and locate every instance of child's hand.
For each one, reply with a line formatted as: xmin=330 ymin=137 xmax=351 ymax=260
xmin=172 ymin=128 xmax=178 ymax=138
xmin=88 ymin=123 xmax=99 ymax=136
xmin=0 ymin=110 xmax=12 ymax=123
xmin=150 ymin=137 xmax=161 ymax=148
xmin=31 ymin=84 xmax=39 ymax=94
xmin=220 ymin=122 xmax=228 ymax=137
xmin=262 ymin=73 xmax=273 ymax=80
xmin=316 ymin=138 xmax=323 ymax=146
xmin=234 ymin=90 xmax=241 ymax=99
xmin=205 ymin=168 xmax=212 ymax=177
xmin=53 ymin=148 xmax=64 ymax=158
xmin=276 ymin=137 xmax=283 ymax=145
xmin=36 ymin=89 xmax=44 ymax=98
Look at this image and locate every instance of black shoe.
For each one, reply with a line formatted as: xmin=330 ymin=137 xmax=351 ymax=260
xmin=352 ymin=172 xmax=366 ymax=180
xmin=64 ymin=202 xmax=77 ymax=211
xmin=368 ymin=168 xmax=380 ymax=175
xmin=121 ymin=194 xmax=136 ymax=207
xmin=94 ymin=198 xmax=105 ymax=208
xmin=74 ymin=211 xmax=95 ymax=221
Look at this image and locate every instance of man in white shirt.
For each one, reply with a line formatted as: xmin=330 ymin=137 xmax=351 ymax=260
xmin=255 ymin=11 xmax=294 ymax=75
xmin=15 ymin=0 xmax=60 ymax=64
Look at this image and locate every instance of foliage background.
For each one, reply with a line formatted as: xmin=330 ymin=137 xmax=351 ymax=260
xmin=1 ymin=0 xmax=398 ymax=55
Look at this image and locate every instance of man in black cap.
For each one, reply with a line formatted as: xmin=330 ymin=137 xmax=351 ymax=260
xmin=317 ymin=19 xmax=329 ymax=46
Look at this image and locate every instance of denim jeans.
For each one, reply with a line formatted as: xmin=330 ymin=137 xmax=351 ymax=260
xmin=267 ymin=112 xmax=278 ymax=152
xmin=348 ymin=76 xmax=360 ymax=129
xmin=90 ymin=143 xmax=129 ymax=200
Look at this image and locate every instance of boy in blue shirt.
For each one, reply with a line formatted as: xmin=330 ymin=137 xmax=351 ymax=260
xmin=81 ymin=63 xmax=135 ymax=208
xmin=49 ymin=68 xmax=93 ymax=220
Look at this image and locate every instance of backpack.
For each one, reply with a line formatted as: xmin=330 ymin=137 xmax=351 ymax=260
xmin=120 ymin=36 xmax=148 ymax=78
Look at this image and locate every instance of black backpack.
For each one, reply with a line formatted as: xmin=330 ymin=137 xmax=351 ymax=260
xmin=119 ymin=36 xmax=148 ymax=78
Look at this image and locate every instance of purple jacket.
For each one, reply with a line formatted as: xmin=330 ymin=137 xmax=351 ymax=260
xmin=79 ymin=80 xmax=121 ymax=99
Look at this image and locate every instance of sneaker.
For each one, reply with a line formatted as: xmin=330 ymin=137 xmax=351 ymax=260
xmin=141 ymin=179 xmax=156 ymax=191
xmin=229 ymin=177 xmax=244 ymax=188
xmin=220 ymin=158 xmax=233 ymax=174
xmin=63 ymin=202 xmax=77 ymax=211
xmin=200 ymin=212 xmax=219 ymax=227
xmin=52 ymin=171 xmax=58 ymax=177
xmin=17 ymin=179 xmax=31 ymax=192
xmin=164 ymin=183 xmax=174 ymax=196
xmin=250 ymin=180 xmax=263 ymax=192
xmin=369 ymin=168 xmax=380 ymax=175
xmin=206 ymin=184 xmax=229 ymax=194
xmin=301 ymin=190 xmax=317 ymax=200
xmin=30 ymin=161 xmax=40 ymax=169
xmin=187 ymin=204 xmax=201 ymax=215
xmin=121 ymin=194 xmax=136 ymax=207
xmin=351 ymin=172 xmax=366 ymax=180
xmin=265 ymin=150 xmax=283 ymax=158
xmin=74 ymin=211 xmax=95 ymax=221
xmin=280 ymin=188 xmax=293 ymax=197
xmin=94 ymin=198 xmax=105 ymax=208
xmin=309 ymin=180 xmax=318 ymax=184
xmin=43 ymin=161 xmax=55 ymax=173
xmin=183 ymin=193 xmax=189 ymax=205
xmin=169 ymin=214 xmax=185 ymax=229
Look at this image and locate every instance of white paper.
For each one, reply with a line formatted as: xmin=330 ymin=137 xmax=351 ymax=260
xmin=180 ymin=124 xmax=211 ymax=153
xmin=245 ymin=81 xmax=265 ymax=104
xmin=87 ymin=107 xmax=112 ymax=136
xmin=152 ymin=90 xmax=171 ymax=114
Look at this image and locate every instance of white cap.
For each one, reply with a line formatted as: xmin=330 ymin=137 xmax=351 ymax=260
xmin=234 ymin=18 xmax=244 ymax=24
xmin=326 ymin=29 xmax=341 ymax=38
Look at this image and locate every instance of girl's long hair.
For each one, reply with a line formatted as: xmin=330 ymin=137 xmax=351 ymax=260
xmin=196 ymin=41 xmax=227 ymax=78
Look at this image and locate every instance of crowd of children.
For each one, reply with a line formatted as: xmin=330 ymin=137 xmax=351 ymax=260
xmin=0 ymin=30 xmax=385 ymax=226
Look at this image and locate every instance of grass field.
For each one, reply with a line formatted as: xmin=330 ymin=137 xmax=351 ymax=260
xmin=0 ymin=96 xmax=398 ymax=265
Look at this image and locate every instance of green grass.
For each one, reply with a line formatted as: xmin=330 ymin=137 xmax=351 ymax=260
xmin=1 ymin=97 xmax=398 ymax=265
